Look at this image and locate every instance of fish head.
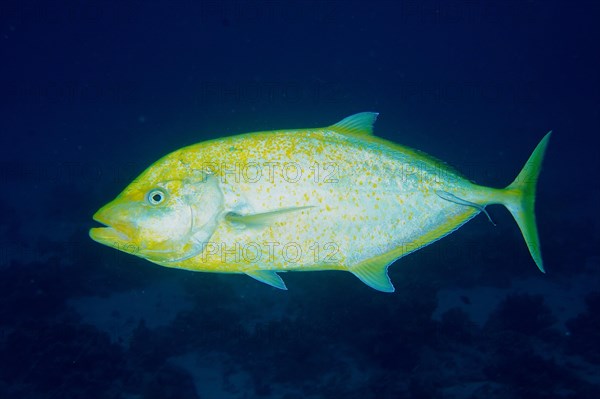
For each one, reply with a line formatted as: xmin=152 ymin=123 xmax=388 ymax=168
xmin=90 ymin=161 xmax=224 ymax=263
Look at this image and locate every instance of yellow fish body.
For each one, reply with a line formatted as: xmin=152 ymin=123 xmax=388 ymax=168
xmin=90 ymin=113 xmax=551 ymax=292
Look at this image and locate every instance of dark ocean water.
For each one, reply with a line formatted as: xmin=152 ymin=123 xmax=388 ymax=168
xmin=1 ymin=1 xmax=599 ymax=398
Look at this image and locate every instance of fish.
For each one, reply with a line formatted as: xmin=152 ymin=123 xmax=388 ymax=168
xmin=90 ymin=112 xmax=551 ymax=292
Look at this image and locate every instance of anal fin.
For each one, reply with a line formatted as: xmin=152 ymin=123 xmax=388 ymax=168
xmin=350 ymin=258 xmax=395 ymax=293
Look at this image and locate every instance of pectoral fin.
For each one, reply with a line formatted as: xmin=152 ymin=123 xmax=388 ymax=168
xmin=245 ymin=270 xmax=288 ymax=290
xmin=225 ymin=206 xmax=315 ymax=228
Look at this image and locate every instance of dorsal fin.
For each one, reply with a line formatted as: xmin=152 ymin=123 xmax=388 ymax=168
xmin=329 ymin=112 xmax=378 ymax=136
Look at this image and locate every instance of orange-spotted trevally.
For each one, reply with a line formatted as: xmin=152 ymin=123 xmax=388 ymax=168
xmin=90 ymin=113 xmax=550 ymax=292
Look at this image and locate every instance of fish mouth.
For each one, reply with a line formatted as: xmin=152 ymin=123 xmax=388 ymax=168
xmin=89 ymin=210 xmax=132 ymax=244
xmin=89 ymin=224 xmax=130 ymax=243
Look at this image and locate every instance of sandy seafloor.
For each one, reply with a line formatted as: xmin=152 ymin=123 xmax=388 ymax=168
xmin=2 ymin=1 xmax=600 ymax=398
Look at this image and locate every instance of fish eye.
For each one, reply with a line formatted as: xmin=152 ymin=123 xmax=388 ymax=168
xmin=147 ymin=189 xmax=166 ymax=205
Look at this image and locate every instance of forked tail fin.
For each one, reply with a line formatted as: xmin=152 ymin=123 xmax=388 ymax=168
xmin=497 ymin=131 xmax=552 ymax=272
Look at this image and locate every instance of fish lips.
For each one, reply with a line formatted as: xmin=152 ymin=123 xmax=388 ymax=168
xmin=89 ymin=206 xmax=135 ymax=247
